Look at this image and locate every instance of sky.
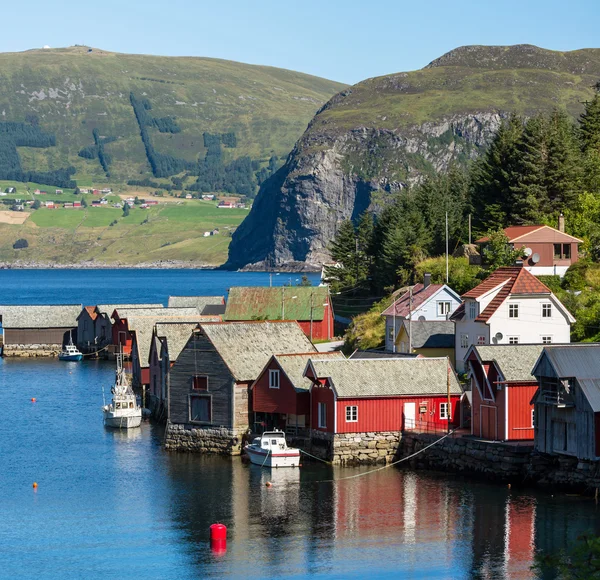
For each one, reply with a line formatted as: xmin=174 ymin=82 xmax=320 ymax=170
xmin=1 ymin=0 xmax=599 ymax=85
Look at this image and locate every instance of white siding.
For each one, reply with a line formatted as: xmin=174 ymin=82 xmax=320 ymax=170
xmin=454 ymin=317 xmax=490 ymax=372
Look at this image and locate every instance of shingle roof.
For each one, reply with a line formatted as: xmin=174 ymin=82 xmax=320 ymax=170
xmin=224 ymin=287 xmax=330 ymax=322
xmin=381 ymin=283 xmax=445 ymax=317
xmin=472 ymin=344 xmax=544 ymax=382
xmin=0 ymin=305 xmax=82 ymax=329
xmin=272 ymin=352 xmax=345 ymax=392
xmin=307 ymin=357 xmax=462 ymax=398
xmin=476 ymin=225 xmax=582 ymax=244
xmin=350 ymin=350 xmax=419 ymax=359
xmin=400 ymin=320 xmax=455 ymax=349
xmin=154 ymin=322 xmax=204 ymax=363
xmin=167 ymin=296 xmax=225 ymax=315
xmin=97 ymin=304 xmax=163 ymax=318
xmin=200 ymin=321 xmax=316 ymax=381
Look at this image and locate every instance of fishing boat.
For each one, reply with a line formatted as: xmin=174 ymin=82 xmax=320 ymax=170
xmin=245 ymin=431 xmax=301 ymax=468
xmin=58 ymin=335 xmax=83 ymax=361
xmin=102 ymin=356 xmax=141 ymax=429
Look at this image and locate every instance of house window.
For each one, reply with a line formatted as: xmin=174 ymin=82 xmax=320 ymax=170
xmin=542 ymin=336 xmax=552 ymax=344
xmin=192 ymin=375 xmax=208 ymax=391
xmin=460 ymin=334 xmax=469 ymax=349
xmin=477 ymin=335 xmax=486 ymax=346
xmin=531 ymin=409 xmax=535 ymax=428
xmin=190 ymin=395 xmax=211 ymax=423
xmin=388 ymin=326 xmax=394 ymax=341
xmin=440 ymin=402 xmax=450 ymax=420
xmin=469 ymin=302 xmax=477 ymax=320
xmin=269 ymin=369 xmax=280 ymax=389
xmin=542 ymin=303 xmax=552 ymax=318
xmin=563 ymin=244 xmax=571 ymax=259
xmin=346 ymin=405 xmax=358 ymax=422
xmin=553 ymin=243 xmax=561 ymax=259
xmin=437 ymin=301 xmax=451 ymax=316
xmin=509 ymin=304 xmax=519 ymax=318
xmin=508 ymin=336 xmax=519 ymax=345
xmin=554 ymin=244 xmax=572 ymax=260
xmin=318 ymin=402 xmax=327 ymax=428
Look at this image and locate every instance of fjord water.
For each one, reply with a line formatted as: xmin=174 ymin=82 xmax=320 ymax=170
xmin=1 ymin=270 xmax=600 ymax=578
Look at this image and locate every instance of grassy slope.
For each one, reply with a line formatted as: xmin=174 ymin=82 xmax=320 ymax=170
xmin=0 ymin=46 xmax=346 ymax=184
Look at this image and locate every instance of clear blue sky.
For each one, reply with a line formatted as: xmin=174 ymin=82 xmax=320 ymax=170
xmin=2 ymin=0 xmax=599 ymax=85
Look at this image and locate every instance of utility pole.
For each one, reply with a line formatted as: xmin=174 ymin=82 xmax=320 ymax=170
xmin=392 ymin=300 xmax=396 ymax=353
xmin=282 ymin=286 xmax=285 ymax=320
xmin=355 ymin=236 xmax=359 ymax=289
xmin=445 ymin=211 xmax=449 ymax=284
xmin=408 ymin=286 xmax=413 ymax=353
xmin=468 ymin=214 xmax=472 ymax=245
xmin=447 ymin=359 xmax=451 ymax=434
xmin=309 ymin=291 xmax=314 ymax=342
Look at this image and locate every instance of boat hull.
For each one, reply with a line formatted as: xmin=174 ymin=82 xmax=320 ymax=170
xmin=59 ymin=354 xmax=83 ymax=361
xmin=245 ymin=445 xmax=300 ymax=468
xmin=103 ymin=411 xmax=142 ymax=429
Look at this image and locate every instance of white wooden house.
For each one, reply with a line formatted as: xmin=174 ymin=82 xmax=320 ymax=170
xmin=451 ymin=266 xmax=574 ymax=372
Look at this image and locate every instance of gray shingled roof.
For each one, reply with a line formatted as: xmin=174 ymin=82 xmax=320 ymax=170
xmin=401 ymin=320 xmax=455 ymax=349
xmin=97 ymin=304 xmax=163 ymax=317
xmin=273 ymin=352 xmax=345 ymax=392
xmin=308 ymin=357 xmax=462 ymax=398
xmin=350 ymin=350 xmax=419 ymax=359
xmin=200 ymin=321 xmax=315 ymax=382
xmin=473 ymin=345 xmax=544 ymax=382
xmin=154 ymin=322 xmax=205 ymax=363
xmin=167 ymin=296 xmax=225 ymax=315
xmin=0 ymin=305 xmax=82 ymax=329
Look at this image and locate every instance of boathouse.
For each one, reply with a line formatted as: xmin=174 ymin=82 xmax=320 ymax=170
xmin=0 ymin=304 xmax=82 ymax=356
xmin=167 ymin=295 xmax=226 ymax=315
xmin=466 ymin=344 xmax=543 ymax=441
xmin=224 ymin=286 xmax=335 ymax=341
xmin=532 ymin=344 xmax=600 ymax=460
xmin=164 ymin=321 xmax=315 ymax=455
xmin=251 ymin=351 xmax=345 ymax=435
xmin=304 ymin=357 xmax=462 ymax=464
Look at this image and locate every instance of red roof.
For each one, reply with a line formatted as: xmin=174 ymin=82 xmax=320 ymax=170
xmin=460 ymin=267 xmax=551 ymax=322
xmin=84 ymin=306 xmax=98 ymax=321
xmin=381 ymin=283 xmax=444 ymax=317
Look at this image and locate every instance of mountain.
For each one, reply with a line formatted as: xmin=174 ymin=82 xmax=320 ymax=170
xmin=225 ymin=45 xmax=600 ymax=271
xmin=0 ymin=46 xmax=345 ymax=191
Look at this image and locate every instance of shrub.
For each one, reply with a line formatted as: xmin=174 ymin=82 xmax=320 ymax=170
xmin=13 ymin=238 xmax=29 ymax=249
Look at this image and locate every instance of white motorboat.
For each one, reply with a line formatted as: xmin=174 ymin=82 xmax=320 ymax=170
xmin=102 ymin=356 xmax=141 ymax=429
xmin=245 ymin=431 xmax=301 ymax=468
xmin=59 ymin=334 xmax=83 ymax=361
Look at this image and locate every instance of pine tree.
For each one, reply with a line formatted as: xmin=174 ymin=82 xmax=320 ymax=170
xmin=324 ymin=220 xmax=359 ymax=291
xmin=580 ymin=92 xmax=600 ymax=154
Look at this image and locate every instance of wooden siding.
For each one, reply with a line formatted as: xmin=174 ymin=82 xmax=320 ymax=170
xmin=296 ymin=303 xmax=334 ymax=341
xmin=520 ymin=241 xmax=578 ymax=269
xmin=77 ymin=311 xmax=96 ymax=347
xmin=506 ymin=384 xmax=537 ymax=440
xmin=311 ymin=383 xmax=335 ymax=433
xmin=169 ymin=332 xmax=234 ymax=429
xmin=112 ymin=319 xmax=133 ymax=355
xmin=253 ymin=358 xmax=310 ymax=415
xmin=3 ymin=327 xmax=73 ymax=346
xmin=149 ymin=340 xmax=161 ymax=400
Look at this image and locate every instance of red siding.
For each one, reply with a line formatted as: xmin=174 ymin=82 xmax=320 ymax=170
xmin=253 ymin=359 xmax=309 ymax=415
xmin=506 ymin=384 xmax=538 ymax=441
xmin=520 ymin=241 xmax=579 ymax=269
xmin=112 ymin=318 xmax=133 ymax=355
xmin=141 ymin=367 xmax=150 ymax=387
xmin=311 ymin=383 xmax=335 ymax=433
xmin=296 ymin=303 xmax=334 ymax=341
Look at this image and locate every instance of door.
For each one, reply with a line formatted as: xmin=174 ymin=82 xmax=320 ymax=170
xmin=404 ymin=402 xmax=416 ymax=430
xmin=481 ymin=406 xmax=497 ymax=440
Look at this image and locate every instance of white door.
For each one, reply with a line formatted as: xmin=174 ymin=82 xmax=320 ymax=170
xmin=404 ymin=402 xmax=416 ymax=430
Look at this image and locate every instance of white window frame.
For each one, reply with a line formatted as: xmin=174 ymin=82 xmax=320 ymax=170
xmin=508 ymin=336 xmax=519 ymax=345
xmin=469 ymin=302 xmax=477 ymax=320
xmin=269 ymin=369 xmax=280 ymax=389
xmin=477 ymin=335 xmax=486 ymax=346
xmin=318 ymin=402 xmax=327 ymax=428
xmin=437 ymin=301 xmax=451 ymax=317
xmin=542 ymin=336 xmax=552 ymax=344
xmin=345 ymin=405 xmax=358 ymax=423
xmin=509 ymin=304 xmax=519 ymax=318
xmin=531 ymin=409 xmax=535 ymax=428
xmin=460 ymin=334 xmax=469 ymax=349
xmin=440 ymin=402 xmax=450 ymax=420
xmin=542 ymin=303 xmax=552 ymax=318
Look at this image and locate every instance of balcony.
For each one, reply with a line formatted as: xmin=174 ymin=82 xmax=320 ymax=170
xmin=539 ymin=390 xmax=574 ymax=407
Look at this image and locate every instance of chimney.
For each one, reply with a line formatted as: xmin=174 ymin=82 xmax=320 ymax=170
xmin=558 ymin=213 xmax=565 ymax=233
xmin=424 ymin=272 xmax=431 ymax=289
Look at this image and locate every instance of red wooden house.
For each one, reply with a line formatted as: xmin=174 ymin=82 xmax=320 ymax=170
xmin=251 ymin=351 xmax=345 ymax=435
xmin=466 ymin=344 xmax=543 ymax=441
xmin=224 ymin=286 xmax=335 ymax=341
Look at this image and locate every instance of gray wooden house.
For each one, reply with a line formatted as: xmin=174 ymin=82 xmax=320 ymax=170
xmin=532 ymin=344 xmax=600 ymax=460
xmin=165 ymin=321 xmax=315 ymax=455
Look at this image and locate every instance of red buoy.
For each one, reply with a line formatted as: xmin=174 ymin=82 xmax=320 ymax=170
xmin=209 ymin=523 xmax=227 ymax=555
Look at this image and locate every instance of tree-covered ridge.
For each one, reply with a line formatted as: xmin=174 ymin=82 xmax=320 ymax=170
xmin=78 ymin=129 xmax=117 ymax=176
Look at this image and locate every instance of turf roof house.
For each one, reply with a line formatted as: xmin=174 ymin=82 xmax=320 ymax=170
xmin=251 ymin=351 xmax=345 ymax=435
xmin=224 ymin=286 xmax=334 ymax=341
xmin=0 ymin=305 xmax=82 ymax=356
xmin=165 ymin=321 xmax=315 ymax=455
xmin=466 ymin=344 xmax=543 ymax=441
xmin=167 ymin=296 xmax=226 ymax=316
xmin=381 ymin=274 xmax=462 ymax=352
xmin=451 ymin=267 xmax=574 ymax=372
xmin=304 ymin=357 xmax=462 ymax=465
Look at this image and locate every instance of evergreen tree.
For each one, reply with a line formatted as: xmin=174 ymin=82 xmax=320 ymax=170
xmin=325 ymin=220 xmax=359 ymax=291
xmin=580 ymin=92 xmax=600 ymax=153
xmin=122 ymin=201 xmax=130 ymax=217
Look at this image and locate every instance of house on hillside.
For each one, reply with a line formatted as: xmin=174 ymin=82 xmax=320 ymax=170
xmin=475 ymin=218 xmax=582 ymax=277
xmin=0 ymin=305 xmax=82 ymax=356
xmin=304 ymin=357 xmax=462 ymax=464
xmin=167 ymin=295 xmax=226 ymax=315
xmin=532 ymin=344 xmax=600 ymax=461
xmin=466 ymin=344 xmax=543 ymax=441
xmin=381 ymin=274 xmax=461 ymax=352
xmin=252 ymin=351 xmax=345 ymax=435
xmin=165 ymin=321 xmax=315 ymax=455
xmin=395 ymin=320 xmax=455 ymax=362
xmin=451 ymin=266 xmax=574 ymax=372
xmin=224 ymin=286 xmax=335 ymax=341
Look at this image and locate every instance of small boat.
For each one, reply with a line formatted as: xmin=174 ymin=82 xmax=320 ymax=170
xmin=245 ymin=431 xmax=301 ymax=468
xmin=102 ymin=356 xmax=141 ymax=429
xmin=58 ymin=339 xmax=83 ymax=362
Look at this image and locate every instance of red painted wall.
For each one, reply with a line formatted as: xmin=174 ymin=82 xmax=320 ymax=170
xmin=112 ymin=318 xmax=133 ymax=355
xmin=311 ymin=383 xmax=335 ymax=433
xmin=297 ymin=303 xmax=335 ymax=341
xmin=506 ymin=384 xmax=537 ymax=440
xmin=253 ymin=359 xmax=310 ymax=415
xmin=521 ymin=241 xmax=578 ymax=269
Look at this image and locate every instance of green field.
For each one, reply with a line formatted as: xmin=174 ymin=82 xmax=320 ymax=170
xmin=0 ymin=199 xmax=248 ymax=265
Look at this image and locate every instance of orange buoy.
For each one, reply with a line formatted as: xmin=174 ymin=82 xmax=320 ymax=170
xmin=32 ymin=482 xmax=38 ymax=488
xmin=265 ymin=481 xmax=272 ymax=488
xmin=31 ymin=398 xmax=36 ymax=403
xmin=209 ymin=523 xmax=227 ymax=555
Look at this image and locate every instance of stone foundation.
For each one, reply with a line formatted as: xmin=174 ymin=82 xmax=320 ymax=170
xmin=2 ymin=344 xmax=62 ymax=357
xmin=164 ymin=423 xmax=243 ymax=455
xmin=309 ymin=430 xmax=402 ymax=465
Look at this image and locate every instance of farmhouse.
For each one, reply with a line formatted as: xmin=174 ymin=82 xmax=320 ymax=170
xmin=381 ymin=274 xmax=461 ymax=352
xmin=304 ymin=357 xmax=462 ymax=464
xmin=167 ymin=295 xmax=226 ymax=315
xmin=224 ymin=286 xmax=335 ymax=341
xmin=452 ymin=266 xmax=574 ymax=372
xmin=466 ymin=344 xmax=543 ymax=441
xmin=165 ymin=321 xmax=315 ymax=455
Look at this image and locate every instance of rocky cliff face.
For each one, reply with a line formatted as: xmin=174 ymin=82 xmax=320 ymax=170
xmin=225 ymin=45 xmax=600 ymax=270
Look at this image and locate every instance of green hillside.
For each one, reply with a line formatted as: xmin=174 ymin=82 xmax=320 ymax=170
xmin=0 ymin=46 xmax=345 ymax=191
